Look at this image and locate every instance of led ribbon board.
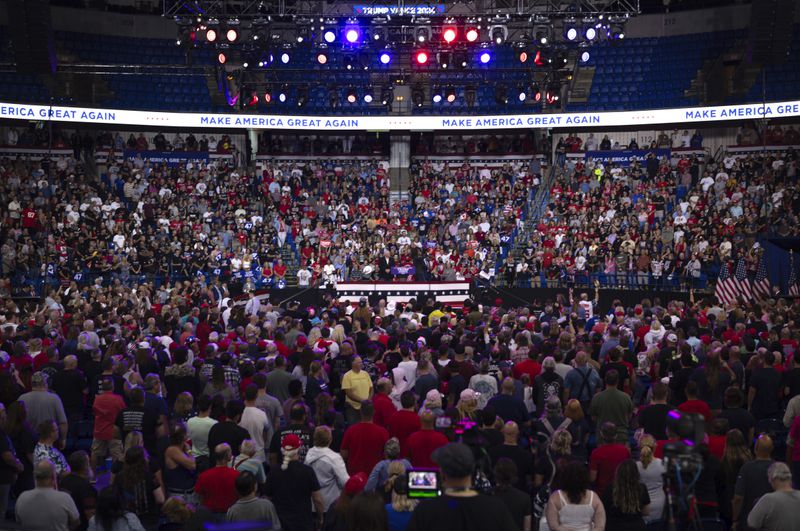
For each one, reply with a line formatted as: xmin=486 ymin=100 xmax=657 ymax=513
xmin=1 ymin=100 xmax=799 ymax=131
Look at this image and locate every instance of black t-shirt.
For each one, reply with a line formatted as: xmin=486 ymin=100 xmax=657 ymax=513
xmin=264 ymin=461 xmax=321 ymax=531
xmin=207 ymin=421 xmax=250 ymax=458
xmin=270 ymin=425 xmax=314 ymax=462
xmin=116 ymin=406 xmax=159 ymax=455
xmin=717 ymin=408 xmax=755 ymax=439
xmin=51 ymin=369 xmax=88 ymax=413
xmin=60 ymin=473 xmax=98 ymax=531
xmin=600 ymin=362 xmax=631 ymax=390
xmin=602 ymin=482 xmax=650 ymax=531
xmin=0 ymin=428 xmax=18 ymax=484
xmin=407 ymin=493 xmax=518 ymax=531
xmin=488 ymin=444 xmax=535 ymax=493
xmin=783 ymin=368 xmax=800 ymax=399
xmin=749 ymin=367 xmax=782 ymax=418
xmin=637 ymin=403 xmax=670 ymax=440
xmin=486 ymin=395 xmax=529 ymax=426
xmin=668 ymin=367 xmax=694 ymax=405
xmin=493 ymin=486 xmax=531 ymax=531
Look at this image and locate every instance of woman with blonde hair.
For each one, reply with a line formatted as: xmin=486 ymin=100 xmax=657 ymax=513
xmin=384 ymin=460 xmax=417 ymax=531
xmin=636 ymin=435 xmax=665 ymax=523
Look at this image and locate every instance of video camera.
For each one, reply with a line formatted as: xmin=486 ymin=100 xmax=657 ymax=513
xmin=661 ymin=411 xmax=707 ymax=531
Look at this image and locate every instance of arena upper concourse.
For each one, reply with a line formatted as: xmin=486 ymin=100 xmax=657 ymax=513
xmin=0 ymin=1 xmax=799 ymax=530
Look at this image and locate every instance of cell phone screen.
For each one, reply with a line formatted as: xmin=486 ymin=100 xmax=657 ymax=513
xmin=407 ymin=469 xmax=440 ymax=498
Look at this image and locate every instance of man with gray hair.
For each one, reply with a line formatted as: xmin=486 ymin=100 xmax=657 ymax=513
xmin=143 ymin=373 xmax=168 ymax=439
xmin=19 ymin=372 xmax=68 ymax=449
xmin=15 ymin=459 xmax=80 ymax=531
xmin=747 ymin=462 xmax=800 ymax=531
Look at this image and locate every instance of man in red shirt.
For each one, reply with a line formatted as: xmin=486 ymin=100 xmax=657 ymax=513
xmin=195 ymin=443 xmax=240 ymax=514
xmin=589 ymin=422 xmax=631 ymax=495
xmin=91 ymin=377 xmax=125 ymax=472
xmin=677 ymin=381 xmax=712 ymax=422
xmin=405 ymin=410 xmax=449 ymax=468
xmin=386 ymin=391 xmax=421 ymax=455
xmin=512 ymin=349 xmax=542 ymax=382
xmin=340 ymin=400 xmax=390 ymax=475
xmin=372 ymin=378 xmax=397 ymax=429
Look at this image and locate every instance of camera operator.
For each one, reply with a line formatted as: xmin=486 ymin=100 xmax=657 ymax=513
xmin=406 ymin=443 xmax=517 ymax=531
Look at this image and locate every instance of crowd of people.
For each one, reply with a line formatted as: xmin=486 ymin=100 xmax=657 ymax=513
xmin=501 ymin=148 xmax=800 ymax=289
xmin=0 ymin=274 xmax=796 ymax=530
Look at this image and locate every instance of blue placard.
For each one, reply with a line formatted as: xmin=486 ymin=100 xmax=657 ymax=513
xmin=584 ymin=149 xmax=671 ymax=167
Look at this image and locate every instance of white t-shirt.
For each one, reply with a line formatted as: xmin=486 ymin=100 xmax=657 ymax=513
xmin=239 ymin=406 xmax=270 ymax=461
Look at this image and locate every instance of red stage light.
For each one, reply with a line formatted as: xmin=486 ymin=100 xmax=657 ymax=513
xmin=443 ymin=28 xmax=457 ymax=43
xmin=217 ymin=52 xmax=226 ymax=64
xmin=416 ymin=51 xmax=428 ymax=64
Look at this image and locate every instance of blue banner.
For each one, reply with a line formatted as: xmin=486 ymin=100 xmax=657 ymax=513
xmin=584 ymin=148 xmax=671 ymax=167
xmin=123 ymin=150 xmax=209 ymax=167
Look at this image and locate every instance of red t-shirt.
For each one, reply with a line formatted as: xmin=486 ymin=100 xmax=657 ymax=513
xmin=589 ymin=443 xmax=630 ymax=495
xmin=387 ymin=410 xmax=422 ymax=454
xmin=341 ymin=422 xmax=390 ymax=476
xmin=678 ymin=399 xmax=712 ymax=423
xmin=372 ymin=393 xmax=397 ymax=429
xmin=512 ymin=359 xmax=542 ymax=382
xmin=92 ymin=392 xmax=126 ymax=440
xmin=708 ymin=434 xmax=727 ymax=460
xmin=405 ymin=429 xmax=450 ymax=468
xmin=195 ymin=466 xmax=240 ymax=513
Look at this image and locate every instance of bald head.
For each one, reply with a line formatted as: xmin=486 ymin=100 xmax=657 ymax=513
xmin=214 ymin=443 xmax=232 ymax=464
xmin=34 ymin=459 xmax=56 ymax=487
xmin=502 ymin=421 xmax=519 ymax=444
xmin=575 ymin=351 xmax=588 ymax=366
xmin=755 ymin=434 xmax=774 ymax=459
xmin=64 ymin=355 xmax=78 ymax=370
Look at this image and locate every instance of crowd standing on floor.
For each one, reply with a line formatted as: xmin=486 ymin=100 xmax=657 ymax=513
xmin=0 ymin=280 xmax=796 ymax=531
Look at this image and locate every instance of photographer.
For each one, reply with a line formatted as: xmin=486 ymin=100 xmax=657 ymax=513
xmin=406 ymin=443 xmax=517 ymax=531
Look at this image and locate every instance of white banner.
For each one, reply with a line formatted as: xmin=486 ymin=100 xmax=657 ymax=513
xmin=2 ymin=100 xmax=799 ymax=131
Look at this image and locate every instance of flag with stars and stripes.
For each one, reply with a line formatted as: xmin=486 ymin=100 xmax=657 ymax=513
xmin=715 ymin=261 xmax=737 ymax=306
xmin=733 ymin=257 xmax=753 ymax=301
xmin=790 ymin=253 xmax=800 ymax=297
xmin=752 ymin=253 xmax=772 ymax=300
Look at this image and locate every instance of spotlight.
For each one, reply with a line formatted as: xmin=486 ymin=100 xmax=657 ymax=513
xmin=490 ymin=26 xmax=506 ymax=44
xmin=438 ymin=51 xmax=451 ymax=69
xmin=465 ymin=27 xmax=479 ymax=43
xmin=445 ymin=86 xmax=456 ymax=103
xmin=580 ymin=50 xmax=590 ymax=63
xmin=518 ymin=50 xmax=529 ymax=63
xmin=534 ymin=27 xmax=550 ymax=45
xmin=226 ymin=29 xmax=238 ymax=42
xmin=610 ymin=24 xmax=625 ymax=40
xmin=412 ymin=86 xmax=424 ymax=107
xmin=346 ymin=88 xmax=357 ymax=104
xmin=454 ymin=50 xmax=468 ymax=68
xmin=416 ymin=51 xmax=428 ymax=64
xmin=381 ymin=86 xmax=394 ymax=105
xmin=546 ymin=85 xmax=560 ymax=104
xmin=564 ymin=18 xmax=578 ymax=41
xmin=206 ymin=29 xmax=218 ymax=42
xmin=297 ymin=86 xmax=308 ymax=107
xmin=585 ymin=26 xmax=597 ymax=41
xmin=415 ymin=27 xmax=430 ymax=43
xmin=247 ymin=91 xmax=258 ymax=107
xmin=364 ymin=92 xmax=373 ymax=103
xmin=432 ymin=87 xmax=442 ymax=104
xmin=518 ymin=87 xmax=527 ymax=102
xmin=495 ymin=85 xmax=508 ymax=105
xmin=317 ymin=52 xmax=328 ymax=64
xmin=243 ymin=62 xmax=249 ymax=68
xmin=379 ymin=51 xmax=391 ymax=65
xmin=534 ymin=49 xmax=546 ymax=66
xmin=278 ymin=86 xmax=287 ymax=102
xmin=532 ymin=83 xmax=542 ymax=102
xmin=344 ymin=54 xmax=355 ymax=70
xmin=359 ymin=51 xmax=370 ymax=70
xmin=217 ymin=52 xmax=227 ymax=64
xmin=345 ymin=28 xmax=360 ymax=43
xmin=443 ymin=27 xmax=457 ymax=43
xmin=264 ymin=90 xmax=272 ymax=104
xmin=479 ymin=51 xmax=491 ymax=64
xmin=323 ymin=30 xmax=336 ymax=43
xmin=281 ymin=52 xmax=290 ymax=64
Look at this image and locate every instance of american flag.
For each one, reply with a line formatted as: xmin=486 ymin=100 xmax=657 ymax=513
xmin=715 ymin=261 xmax=737 ymax=306
xmin=733 ymin=257 xmax=753 ymax=301
xmin=752 ymin=253 xmax=772 ymax=300
xmin=790 ymin=252 xmax=800 ymax=297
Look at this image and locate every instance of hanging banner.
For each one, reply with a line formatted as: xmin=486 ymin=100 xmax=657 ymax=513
xmin=122 ymin=150 xmax=210 ymax=166
xmin=584 ymin=148 xmax=671 ymax=166
xmin=1 ymin=100 xmax=799 ymax=131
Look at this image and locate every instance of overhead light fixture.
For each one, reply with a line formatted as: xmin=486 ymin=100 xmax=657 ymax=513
xmin=564 ymin=18 xmax=578 ymax=41
xmin=443 ymin=27 xmax=457 ymax=43
xmin=412 ymin=85 xmax=424 ymax=107
xmin=379 ymin=50 xmax=392 ymax=65
xmin=415 ymin=50 xmax=428 ymax=64
xmin=432 ymin=87 xmax=442 ymax=103
xmin=495 ymin=85 xmax=508 ymax=105
xmin=415 ymin=26 xmax=431 ymax=43
xmin=465 ymin=26 xmax=479 ymax=43
xmin=323 ymin=29 xmax=336 ymax=43
xmin=346 ymin=87 xmax=357 ymax=103
xmin=445 ymin=85 xmax=456 ymax=103
xmin=381 ymin=86 xmax=394 ymax=105
xmin=490 ymin=25 xmax=507 ymax=44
